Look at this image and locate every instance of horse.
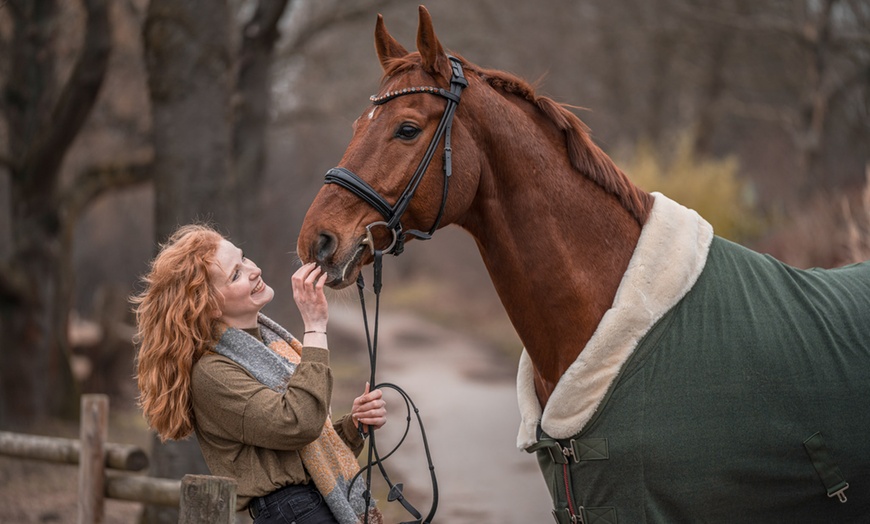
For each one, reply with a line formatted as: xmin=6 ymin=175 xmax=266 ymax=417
xmin=297 ymin=6 xmax=870 ymax=522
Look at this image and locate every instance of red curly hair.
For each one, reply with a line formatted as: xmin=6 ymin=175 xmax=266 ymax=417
xmin=132 ymin=224 xmax=224 ymax=441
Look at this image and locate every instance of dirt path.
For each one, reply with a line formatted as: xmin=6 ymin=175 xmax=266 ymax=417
xmin=330 ymin=304 xmax=552 ymax=524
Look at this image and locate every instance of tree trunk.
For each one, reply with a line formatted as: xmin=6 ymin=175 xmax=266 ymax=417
xmin=144 ymin=0 xmax=237 ymax=240
xmin=233 ymin=0 xmax=290 ymax=251
xmin=141 ymin=1 xmax=237 ymax=521
xmin=0 ymin=0 xmax=110 ymax=428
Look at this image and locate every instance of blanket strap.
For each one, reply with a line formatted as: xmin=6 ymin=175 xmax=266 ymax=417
xmin=527 ymin=430 xmax=616 ymax=523
xmin=526 ymin=437 xmax=610 ymax=465
xmin=803 ymin=432 xmax=849 ymax=503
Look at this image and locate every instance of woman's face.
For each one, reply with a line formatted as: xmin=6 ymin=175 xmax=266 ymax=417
xmin=209 ymin=239 xmax=274 ymax=328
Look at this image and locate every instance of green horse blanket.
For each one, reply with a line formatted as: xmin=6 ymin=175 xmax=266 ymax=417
xmin=518 ymin=193 xmax=870 ymax=523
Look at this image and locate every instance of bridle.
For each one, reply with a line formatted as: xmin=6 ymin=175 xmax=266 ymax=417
xmin=321 ymin=56 xmax=468 ymax=524
xmin=324 ymin=55 xmax=467 ymax=256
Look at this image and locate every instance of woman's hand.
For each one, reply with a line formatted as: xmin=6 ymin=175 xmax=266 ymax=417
xmin=291 ymin=263 xmax=329 ymax=334
xmin=352 ymin=382 xmax=386 ymax=433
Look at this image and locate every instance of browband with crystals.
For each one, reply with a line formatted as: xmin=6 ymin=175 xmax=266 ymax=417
xmin=370 ymin=85 xmax=460 ymax=105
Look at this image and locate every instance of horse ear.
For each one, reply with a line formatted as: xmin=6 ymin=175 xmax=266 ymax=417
xmin=416 ymin=6 xmax=449 ymax=76
xmin=375 ymin=14 xmax=408 ymax=71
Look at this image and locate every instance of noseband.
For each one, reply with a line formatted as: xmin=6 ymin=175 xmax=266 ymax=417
xmin=323 ymin=56 xmax=467 ymax=256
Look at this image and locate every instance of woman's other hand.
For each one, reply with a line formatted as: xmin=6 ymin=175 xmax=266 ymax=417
xmin=352 ymin=382 xmax=386 ymax=432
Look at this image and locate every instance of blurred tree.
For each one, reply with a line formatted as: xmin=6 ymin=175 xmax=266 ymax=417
xmin=0 ymin=0 xmax=152 ymax=427
xmin=234 ymin=0 xmax=292 ymax=245
xmin=676 ymin=0 xmax=870 ymax=199
xmin=140 ymin=1 xmax=290 ymax=521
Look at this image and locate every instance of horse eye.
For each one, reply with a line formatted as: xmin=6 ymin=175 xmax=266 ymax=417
xmin=395 ymin=123 xmax=421 ymax=140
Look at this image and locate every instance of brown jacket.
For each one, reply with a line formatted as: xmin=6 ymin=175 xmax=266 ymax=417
xmin=191 ymin=346 xmax=364 ymax=510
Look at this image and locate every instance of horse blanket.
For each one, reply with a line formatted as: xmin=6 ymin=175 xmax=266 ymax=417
xmin=517 ymin=193 xmax=870 ymax=523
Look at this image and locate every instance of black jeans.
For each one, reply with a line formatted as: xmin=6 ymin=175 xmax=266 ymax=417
xmin=249 ymin=483 xmax=339 ymax=524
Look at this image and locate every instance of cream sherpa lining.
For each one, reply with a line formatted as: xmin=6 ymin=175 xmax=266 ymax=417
xmin=516 ymin=192 xmax=714 ymax=449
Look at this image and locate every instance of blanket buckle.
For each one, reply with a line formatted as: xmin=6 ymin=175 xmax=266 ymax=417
xmin=828 ymin=483 xmax=849 ymax=503
xmin=561 ymin=440 xmax=577 ymax=462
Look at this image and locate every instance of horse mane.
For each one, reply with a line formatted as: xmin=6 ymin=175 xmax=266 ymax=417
xmin=380 ymin=54 xmax=652 ymax=224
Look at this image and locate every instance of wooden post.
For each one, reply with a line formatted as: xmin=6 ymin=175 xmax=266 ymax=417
xmin=178 ymin=474 xmax=237 ymax=524
xmin=77 ymin=394 xmax=108 ymax=524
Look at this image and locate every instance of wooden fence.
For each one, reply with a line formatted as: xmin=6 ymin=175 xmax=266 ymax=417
xmin=0 ymin=394 xmax=237 ymax=524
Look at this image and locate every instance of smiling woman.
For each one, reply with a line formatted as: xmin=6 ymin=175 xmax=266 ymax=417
xmin=132 ymin=223 xmax=386 ymax=524
xmin=208 ymin=239 xmax=276 ymax=329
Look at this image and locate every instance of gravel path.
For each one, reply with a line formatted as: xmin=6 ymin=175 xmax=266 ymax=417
xmin=330 ymin=304 xmax=552 ymax=524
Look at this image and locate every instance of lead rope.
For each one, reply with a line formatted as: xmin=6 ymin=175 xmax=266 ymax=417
xmin=348 ymin=249 xmax=439 ymax=524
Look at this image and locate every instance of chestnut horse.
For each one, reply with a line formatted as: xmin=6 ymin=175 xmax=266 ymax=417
xmin=298 ymin=6 xmax=870 ymax=522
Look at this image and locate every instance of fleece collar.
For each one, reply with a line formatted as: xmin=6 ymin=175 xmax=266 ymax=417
xmin=517 ymin=192 xmax=714 ymax=449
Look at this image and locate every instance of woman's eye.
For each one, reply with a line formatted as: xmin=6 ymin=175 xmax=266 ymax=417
xmin=395 ymin=124 xmax=421 ymax=140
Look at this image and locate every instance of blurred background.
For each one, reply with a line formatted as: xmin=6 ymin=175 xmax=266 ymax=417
xmin=1 ymin=0 xmax=868 ymax=522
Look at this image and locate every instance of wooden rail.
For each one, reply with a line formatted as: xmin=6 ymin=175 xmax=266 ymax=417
xmin=0 ymin=394 xmax=237 ymax=523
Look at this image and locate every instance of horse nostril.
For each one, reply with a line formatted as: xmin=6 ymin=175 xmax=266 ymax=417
xmin=315 ymin=232 xmax=337 ymax=263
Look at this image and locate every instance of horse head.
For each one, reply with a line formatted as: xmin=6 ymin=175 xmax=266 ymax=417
xmin=297 ymin=7 xmax=482 ymax=288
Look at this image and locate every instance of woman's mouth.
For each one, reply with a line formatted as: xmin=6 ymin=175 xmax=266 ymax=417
xmin=252 ymin=280 xmax=265 ymax=294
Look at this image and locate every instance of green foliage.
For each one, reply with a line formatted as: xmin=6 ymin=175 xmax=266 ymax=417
xmin=619 ymin=132 xmax=764 ymax=243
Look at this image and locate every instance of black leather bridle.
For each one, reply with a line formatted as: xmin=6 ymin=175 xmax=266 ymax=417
xmin=323 ymin=55 xmax=467 ymax=256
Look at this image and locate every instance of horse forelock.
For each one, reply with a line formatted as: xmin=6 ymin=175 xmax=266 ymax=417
xmin=379 ymin=53 xmax=449 ymax=83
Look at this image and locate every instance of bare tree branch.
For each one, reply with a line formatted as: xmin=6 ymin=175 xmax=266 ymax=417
xmin=242 ymin=0 xmax=288 ymax=46
xmin=280 ymin=0 xmax=403 ymax=57
xmin=19 ymin=0 xmax=110 ymax=193
xmin=62 ymin=158 xmax=154 ymax=223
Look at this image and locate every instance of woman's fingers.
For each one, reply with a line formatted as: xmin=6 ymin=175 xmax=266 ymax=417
xmin=353 ymin=386 xmax=387 ymax=429
xmin=292 ymin=263 xmax=328 ymax=329
xmin=304 ymin=264 xmax=321 ymax=284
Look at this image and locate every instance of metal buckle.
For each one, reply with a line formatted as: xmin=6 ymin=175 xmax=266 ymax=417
xmin=551 ymin=508 xmax=583 ymax=524
xmin=548 ymin=439 xmax=578 ymax=464
xmin=546 ymin=443 xmax=569 ymax=465
xmin=563 ymin=439 xmax=577 ymax=463
xmin=361 ymin=221 xmax=398 ymax=255
xmin=829 ymin=483 xmax=849 ymax=503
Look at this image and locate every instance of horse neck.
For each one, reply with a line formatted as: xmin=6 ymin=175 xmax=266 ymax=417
xmin=459 ymin=102 xmax=645 ymax=406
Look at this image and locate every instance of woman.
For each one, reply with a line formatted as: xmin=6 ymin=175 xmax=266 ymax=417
xmin=133 ymin=224 xmax=385 ymax=524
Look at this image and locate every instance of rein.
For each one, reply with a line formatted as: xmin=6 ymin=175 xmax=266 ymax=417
xmin=327 ymin=57 xmax=468 ymax=524
xmin=350 ymin=252 xmax=438 ymax=524
xmin=324 ymin=56 xmax=467 ymax=256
